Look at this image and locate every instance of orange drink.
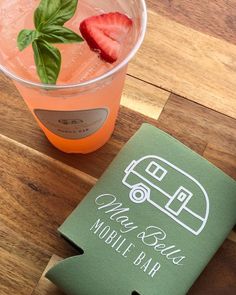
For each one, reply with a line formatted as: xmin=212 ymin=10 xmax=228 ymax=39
xmin=0 ymin=0 xmax=147 ymax=153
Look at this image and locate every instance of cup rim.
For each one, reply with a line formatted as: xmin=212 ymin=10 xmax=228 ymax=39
xmin=0 ymin=0 xmax=147 ymax=90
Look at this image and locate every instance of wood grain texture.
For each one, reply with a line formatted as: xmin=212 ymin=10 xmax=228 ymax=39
xmin=122 ymin=75 xmax=169 ymax=119
xmin=228 ymin=231 xmax=236 ymax=243
xmin=158 ymin=94 xmax=236 ymax=179
xmin=0 ymin=134 xmax=93 ymax=294
xmin=203 ymin=143 xmax=236 ymax=181
xmin=129 ymin=11 xmax=236 ymax=118
xmin=32 ymin=255 xmax=64 ymax=295
xmin=188 ymin=240 xmax=236 ymax=295
xmin=147 ymin=0 xmax=236 ymax=45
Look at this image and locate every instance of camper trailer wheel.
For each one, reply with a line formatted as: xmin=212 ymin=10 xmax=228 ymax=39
xmin=129 ymin=185 xmax=149 ymax=204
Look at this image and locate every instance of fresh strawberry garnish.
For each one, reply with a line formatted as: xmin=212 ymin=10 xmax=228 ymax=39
xmin=80 ymin=12 xmax=133 ymax=63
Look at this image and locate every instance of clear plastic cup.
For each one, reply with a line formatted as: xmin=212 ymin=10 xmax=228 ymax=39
xmin=0 ymin=0 xmax=147 ymax=153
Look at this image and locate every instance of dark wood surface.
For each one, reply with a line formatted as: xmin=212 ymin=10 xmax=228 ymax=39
xmin=148 ymin=0 xmax=236 ymax=45
xmin=0 ymin=1 xmax=236 ymax=294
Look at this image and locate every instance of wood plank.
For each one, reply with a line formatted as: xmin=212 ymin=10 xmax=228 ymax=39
xmin=189 ymin=240 xmax=236 ymax=295
xmin=203 ymin=142 xmax=236 ymax=180
xmin=32 ymin=255 xmax=64 ymax=295
xmin=147 ymin=0 xmax=236 ymax=46
xmin=128 ymin=11 xmax=236 ymax=118
xmin=0 ymin=247 xmax=39 ymax=295
xmin=0 ymin=134 xmax=94 ymax=294
xmin=157 ymin=93 xmax=236 ymax=179
xmin=122 ymin=75 xmax=169 ymax=119
xmin=228 ymin=231 xmax=236 ymax=243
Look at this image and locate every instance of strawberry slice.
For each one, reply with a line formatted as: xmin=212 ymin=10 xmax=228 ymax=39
xmin=80 ymin=12 xmax=133 ymax=63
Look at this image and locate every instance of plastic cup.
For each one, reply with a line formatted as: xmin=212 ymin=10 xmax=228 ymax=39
xmin=0 ymin=0 xmax=147 ymax=154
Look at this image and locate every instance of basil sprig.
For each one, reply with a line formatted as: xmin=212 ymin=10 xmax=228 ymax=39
xmin=17 ymin=0 xmax=83 ymax=85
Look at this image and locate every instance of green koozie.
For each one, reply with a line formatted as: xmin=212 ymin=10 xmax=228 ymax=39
xmin=46 ymin=124 xmax=236 ymax=295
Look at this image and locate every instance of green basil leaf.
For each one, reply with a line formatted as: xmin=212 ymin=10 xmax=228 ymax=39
xmin=32 ymin=40 xmax=61 ymax=84
xmin=34 ymin=0 xmax=78 ymax=30
xmin=34 ymin=0 xmax=61 ymax=29
xmin=41 ymin=25 xmax=83 ymax=43
xmin=17 ymin=29 xmax=39 ymax=51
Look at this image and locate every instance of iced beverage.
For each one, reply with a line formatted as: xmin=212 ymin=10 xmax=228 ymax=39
xmin=0 ymin=0 xmax=147 ymax=153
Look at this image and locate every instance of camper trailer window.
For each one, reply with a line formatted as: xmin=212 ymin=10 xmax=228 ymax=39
xmin=175 ymin=187 xmax=193 ymax=202
xmin=145 ymin=161 xmax=167 ymax=181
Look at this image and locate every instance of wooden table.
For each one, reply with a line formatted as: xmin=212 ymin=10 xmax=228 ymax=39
xmin=0 ymin=1 xmax=236 ymax=294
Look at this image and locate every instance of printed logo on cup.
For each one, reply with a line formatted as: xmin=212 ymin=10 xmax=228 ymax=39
xmin=34 ymin=108 xmax=108 ymax=139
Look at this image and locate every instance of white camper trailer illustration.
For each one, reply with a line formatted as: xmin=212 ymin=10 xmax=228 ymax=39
xmin=122 ymin=156 xmax=209 ymax=236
